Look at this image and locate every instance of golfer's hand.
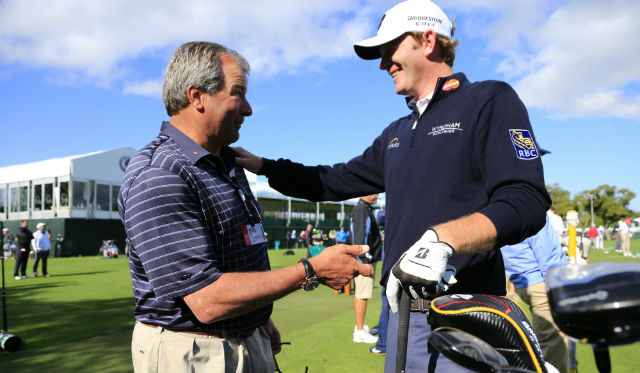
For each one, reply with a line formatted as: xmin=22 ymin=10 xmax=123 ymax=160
xmin=309 ymin=244 xmax=371 ymax=289
xmin=387 ymin=229 xmax=457 ymax=313
xmin=232 ymin=146 xmax=263 ymax=174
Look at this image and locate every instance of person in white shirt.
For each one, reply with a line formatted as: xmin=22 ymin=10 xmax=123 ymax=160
xmin=32 ymin=222 xmax=51 ymax=277
xmin=597 ymin=225 xmax=605 ymax=250
xmin=547 ymin=207 xmax=565 ymax=242
xmin=619 ymin=220 xmax=631 ymax=257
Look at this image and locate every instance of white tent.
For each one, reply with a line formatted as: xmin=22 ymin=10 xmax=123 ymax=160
xmin=0 ymin=147 xmax=137 ymax=221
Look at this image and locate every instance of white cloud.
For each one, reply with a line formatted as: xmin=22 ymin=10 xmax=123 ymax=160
xmin=0 ymin=0 xmax=383 ymax=83
xmin=446 ymin=0 xmax=640 ymax=119
xmin=123 ymin=79 xmax=162 ymax=98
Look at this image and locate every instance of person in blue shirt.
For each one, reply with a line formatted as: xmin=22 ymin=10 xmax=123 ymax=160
xmin=501 ymin=215 xmax=569 ymax=373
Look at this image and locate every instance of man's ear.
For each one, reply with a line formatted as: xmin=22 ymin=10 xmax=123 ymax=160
xmin=421 ymin=29 xmax=438 ymax=58
xmin=186 ymin=84 xmax=206 ymax=112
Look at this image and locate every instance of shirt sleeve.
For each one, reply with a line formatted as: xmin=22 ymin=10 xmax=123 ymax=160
xmin=121 ymin=166 xmax=223 ymax=301
xmin=260 ymin=133 xmax=387 ymax=201
xmin=474 ymin=86 xmax=551 ymax=248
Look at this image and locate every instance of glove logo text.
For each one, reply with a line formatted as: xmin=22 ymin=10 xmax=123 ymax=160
xmin=415 ymin=247 xmax=429 ymax=259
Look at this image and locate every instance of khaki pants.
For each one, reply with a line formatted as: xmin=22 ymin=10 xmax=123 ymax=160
xmin=516 ymin=282 xmax=568 ymax=373
xmin=621 ymin=233 xmax=631 ymax=256
xmin=132 ymin=322 xmax=275 ymax=373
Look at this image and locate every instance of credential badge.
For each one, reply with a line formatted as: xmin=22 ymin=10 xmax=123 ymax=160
xmin=509 ymin=129 xmax=539 ymax=160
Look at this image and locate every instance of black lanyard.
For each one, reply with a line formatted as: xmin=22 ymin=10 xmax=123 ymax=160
xmin=203 ymin=155 xmax=261 ymax=225
xmin=227 ymin=168 xmax=261 ymax=225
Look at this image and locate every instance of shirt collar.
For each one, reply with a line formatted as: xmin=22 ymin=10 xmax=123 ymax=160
xmin=407 ymin=93 xmax=433 ymax=115
xmin=160 ymin=121 xmax=236 ymax=170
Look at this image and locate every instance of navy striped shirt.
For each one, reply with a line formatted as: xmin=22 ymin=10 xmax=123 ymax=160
xmin=118 ymin=121 xmax=271 ymax=331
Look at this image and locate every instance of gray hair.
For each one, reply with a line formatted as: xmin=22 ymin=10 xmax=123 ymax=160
xmin=162 ymin=41 xmax=250 ymax=116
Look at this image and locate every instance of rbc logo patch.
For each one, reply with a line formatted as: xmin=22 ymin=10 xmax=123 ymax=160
xmin=509 ymin=129 xmax=539 ymax=160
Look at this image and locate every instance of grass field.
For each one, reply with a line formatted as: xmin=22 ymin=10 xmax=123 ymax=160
xmin=1 ymin=240 xmax=639 ymax=372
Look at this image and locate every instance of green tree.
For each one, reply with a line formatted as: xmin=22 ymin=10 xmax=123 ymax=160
xmin=546 ymin=183 xmax=573 ymax=218
xmin=576 ymin=185 xmax=635 ymax=229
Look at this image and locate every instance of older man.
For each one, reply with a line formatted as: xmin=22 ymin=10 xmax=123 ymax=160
xmin=118 ymin=41 xmax=371 ymax=373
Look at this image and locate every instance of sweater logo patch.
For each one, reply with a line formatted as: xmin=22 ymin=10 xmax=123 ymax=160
xmin=442 ymin=79 xmax=460 ymax=91
xmin=387 ymin=138 xmax=400 ymax=149
xmin=427 ymin=122 xmax=462 ymax=136
xmin=509 ymin=129 xmax=539 ymax=160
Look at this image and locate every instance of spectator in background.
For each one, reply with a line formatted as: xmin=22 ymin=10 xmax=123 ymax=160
xmin=612 ymin=223 xmax=621 ymax=252
xmin=596 ymin=225 xmax=605 ymax=250
xmin=335 ymin=227 xmax=348 ymax=245
xmin=547 ymin=207 xmax=565 ymax=242
xmin=619 ymin=219 xmax=631 ymax=257
xmin=55 ymin=233 xmax=64 ymax=257
xmin=350 ymin=194 xmax=382 ymax=345
xmin=32 ymin=222 xmax=51 ymax=277
xmin=370 ymin=207 xmax=389 ymax=356
xmin=14 ymin=220 xmax=33 ymax=280
xmin=587 ymin=224 xmax=599 ymax=251
xmin=290 ymin=230 xmax=298 ymax=249
xmin=501 ymin=216 xmax=569 ymax=373
xmin=3 ymin=227 xmax=15 ymax=260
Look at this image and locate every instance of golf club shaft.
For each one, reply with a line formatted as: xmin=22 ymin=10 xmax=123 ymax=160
xmin=396 ymin=290 xmax=411 ymax=373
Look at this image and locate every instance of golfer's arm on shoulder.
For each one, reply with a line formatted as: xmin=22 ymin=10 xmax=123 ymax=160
xmin=183 ymin=263 xmax=307 ymax=324
xmin=433 ymin=213 xmax=497 ymax=255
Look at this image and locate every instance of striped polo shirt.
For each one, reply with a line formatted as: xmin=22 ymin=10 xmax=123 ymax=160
xmin=118 ymin=121 xmax=271 ymax=332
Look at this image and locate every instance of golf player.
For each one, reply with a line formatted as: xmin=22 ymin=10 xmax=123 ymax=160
xmin=234 ymin=0 xmax=550 ymax=371
xmin=118 ymin=42 xmax=373 ymax=373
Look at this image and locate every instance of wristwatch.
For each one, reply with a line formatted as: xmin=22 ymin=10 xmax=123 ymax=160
xmin=299 ymin=258 xmax=319 ymax=291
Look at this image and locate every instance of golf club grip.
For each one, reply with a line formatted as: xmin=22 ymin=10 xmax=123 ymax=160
xmin=396 ymin=291 xmax=411 ymax=373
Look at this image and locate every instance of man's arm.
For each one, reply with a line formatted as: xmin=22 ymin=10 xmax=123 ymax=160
xmin=431 ymin=212 xmax=497 ymax=255
xmin=233 ymin=143 xmax=384 ymax=202
xmin=183 ymin=244 xmax=372 ymax=323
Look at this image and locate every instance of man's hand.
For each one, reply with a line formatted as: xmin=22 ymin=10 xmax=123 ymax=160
xmin=387 ymin=229 xmax=457 ymax=313
xmin=232 ymin=146 xmax=263 ymax=174
xmin=261 ymin=318 xmax=282 ymax=354
xmin=309 ymin=244 xmax=372 ymax=289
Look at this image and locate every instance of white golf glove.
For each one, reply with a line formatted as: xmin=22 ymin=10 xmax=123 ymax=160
xmin=387 ymin=229 xmax=458 ymax=314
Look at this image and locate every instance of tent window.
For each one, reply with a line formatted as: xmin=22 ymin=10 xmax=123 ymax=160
xmin=34 ymin=184 xmax=42 ymax=211
xmin=0 ymin=188 xmax=5 ymax=214
xmin=19 ymin=186 xmax=28 ymax=212
xmin=60 ymin=181 xmax=69 ymax=207
xmin=72 ymin=181 xmax=87 ymax=209
xmin=111 ymin=185 xmax=120 ymax=212
xmin=44 ymin=183 xmax=53 ymax=210
xmin=96 ymin=184 xmax=109 ymax=211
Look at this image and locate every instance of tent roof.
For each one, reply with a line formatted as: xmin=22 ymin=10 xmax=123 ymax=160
xmin=0 ymin=147 xmax=136 ymax=184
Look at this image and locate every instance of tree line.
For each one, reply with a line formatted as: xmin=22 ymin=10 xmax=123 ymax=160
xmin=546 ymin=184 xmax=638 ymax=230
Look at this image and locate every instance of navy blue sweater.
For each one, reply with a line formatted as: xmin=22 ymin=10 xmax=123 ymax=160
xmin=261 ymin=73 xmax=550 ymax=295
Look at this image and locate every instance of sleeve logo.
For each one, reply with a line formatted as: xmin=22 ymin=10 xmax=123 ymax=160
xmin=509 ymin=129 xmax=539 ymax=160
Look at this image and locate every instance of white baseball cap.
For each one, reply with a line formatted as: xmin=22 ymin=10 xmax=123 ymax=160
xmin=37 ymin=222 xmax=46 ymax=229
xmin=354 ymin=0 xmax=452 ymax=60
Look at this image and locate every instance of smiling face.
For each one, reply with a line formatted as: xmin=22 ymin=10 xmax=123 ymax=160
xmin=379 ymin=33 xmax=432 ymax=99
xmin=203 ymin=55 xmax=252 ymax=150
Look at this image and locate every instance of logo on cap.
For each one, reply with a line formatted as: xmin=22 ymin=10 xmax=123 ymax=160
xmin=442 ymin=79 xmax=459 ymax=91
xmin=509 ymin=129 xmax=539 ymax=160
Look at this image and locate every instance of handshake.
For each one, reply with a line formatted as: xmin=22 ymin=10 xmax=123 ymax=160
xmin=387 ymin=229 xmax=457 ymax=313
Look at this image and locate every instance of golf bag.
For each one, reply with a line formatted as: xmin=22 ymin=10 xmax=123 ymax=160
xmin=428 ymin=294 xmax=547 ymax=373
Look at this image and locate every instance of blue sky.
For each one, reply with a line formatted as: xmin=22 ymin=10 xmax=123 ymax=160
xmin=0 ymin=0 xmax=638 ymax=211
